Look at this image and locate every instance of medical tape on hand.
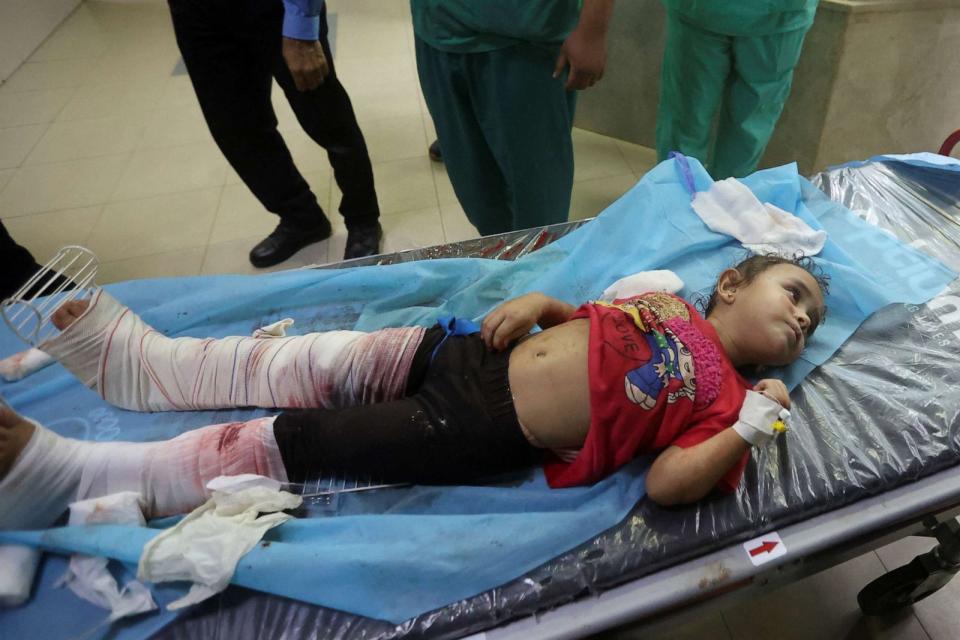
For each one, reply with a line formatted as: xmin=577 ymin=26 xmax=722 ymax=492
xmin=732 ymin=390 xmax=790 ymax=447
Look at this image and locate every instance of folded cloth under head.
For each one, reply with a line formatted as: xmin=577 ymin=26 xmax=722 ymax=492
xmin=692 ymin=177 xmax=827 ymax=256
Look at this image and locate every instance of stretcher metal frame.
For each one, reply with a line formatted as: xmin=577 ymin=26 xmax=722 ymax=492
xmin=468 ymin=463 xmax=960 ymax=639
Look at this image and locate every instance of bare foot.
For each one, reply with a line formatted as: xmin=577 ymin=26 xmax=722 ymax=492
xmin=0 ymin=406 xmax=35 ymax=481
xmin=51 ymin=299 xmax=90 ymax=331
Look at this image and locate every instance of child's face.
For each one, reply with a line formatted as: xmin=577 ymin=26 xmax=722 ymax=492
xmin=725 ymin=264 xmax=825 ymax=366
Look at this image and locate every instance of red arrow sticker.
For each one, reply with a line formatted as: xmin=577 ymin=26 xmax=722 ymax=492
xmin=748 ymin=540 xmax=779 ymax=557
xmin=742 ymin=532 xmax=786 ymax=566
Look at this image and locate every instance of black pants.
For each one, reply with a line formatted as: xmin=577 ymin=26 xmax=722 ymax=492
xmin=0 ymin=222 xmax=44 ymax=300
xmin=167 ymin=0 xmax=379 ymax=229
xmin=274 ymin=328 xmax=541 ymax=485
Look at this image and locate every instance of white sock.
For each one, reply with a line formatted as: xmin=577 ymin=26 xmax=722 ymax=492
xmin=40 ymin=289 xmax=424 ymax=412
xmin=0 ymin=417 xmax=287 ymax=531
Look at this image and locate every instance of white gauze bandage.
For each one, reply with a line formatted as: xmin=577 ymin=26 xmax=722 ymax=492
xmin=39 ymin=290 xmax=424 ymax=412
xmin=0 ymin=417 xmax=287 ymax=531
xmin=732 ymin=390 xmax=791 ymax=447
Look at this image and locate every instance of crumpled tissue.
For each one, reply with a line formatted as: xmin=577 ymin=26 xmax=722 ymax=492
xmin=137 ymin=474 xmax=301 ymax=610
xmin=57 ymin=491 xmax=157 ymax=620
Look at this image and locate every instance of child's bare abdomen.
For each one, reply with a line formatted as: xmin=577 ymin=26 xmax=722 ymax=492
xmin=508 ymin=319 xmax=591 ymax=449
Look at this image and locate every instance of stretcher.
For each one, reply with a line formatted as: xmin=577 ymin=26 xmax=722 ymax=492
xmin=2 ymin=154 xmax=959 ymax=639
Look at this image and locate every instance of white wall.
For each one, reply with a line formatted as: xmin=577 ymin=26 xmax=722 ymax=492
xmin=0 ymin=0 xmax=82 ymax=82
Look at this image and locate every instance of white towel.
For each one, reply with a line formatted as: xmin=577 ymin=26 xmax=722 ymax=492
xmin=692 ymin=178 xmax=827 ymax=256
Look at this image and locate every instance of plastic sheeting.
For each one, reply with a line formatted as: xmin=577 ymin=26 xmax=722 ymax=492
xmin=132 ymin=157 xmax=960 ymax=639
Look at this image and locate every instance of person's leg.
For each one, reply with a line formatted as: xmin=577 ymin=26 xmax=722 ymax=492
xmin=0 ymin=221 xmax=44 ymax=300
xmin=415 ymin=37 xmax=514 ymax=236
xmin=654 ymin=11 xmax=732 ymax=167
xmin=711 ymin=26 xmax=810 ymax=179
xmin=468 ymin=42 xmax=577 ymax=231
xmin=39 ymin=290 xmax=426 ymax=412
xmin=274 ymin=336 xmax=539 ymax=484
xmin=273 ymin=3 xmax=381 ymax=249
xmin=0 ymin=408 xmax=285 ymax=530
xmin=167 ymin=0 xmax=329 ymax=232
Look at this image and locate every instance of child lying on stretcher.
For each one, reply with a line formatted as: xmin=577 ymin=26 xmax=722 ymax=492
xmin=0 ymin=254 xmax=827 ymax=530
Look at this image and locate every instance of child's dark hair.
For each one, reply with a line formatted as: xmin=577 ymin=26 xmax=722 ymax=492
xmin=699 ymin=253 xmax=830 ymax=331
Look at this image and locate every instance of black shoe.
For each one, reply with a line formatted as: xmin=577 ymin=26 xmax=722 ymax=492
xmin=343 ymin=222 xmax=382 ymax=260
xmin=428 ymin=139 xmax=442 ymax=163
xmin=249 ymin=219 xmax=332 ymax=268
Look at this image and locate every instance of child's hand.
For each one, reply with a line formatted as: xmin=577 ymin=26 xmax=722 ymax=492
xmin=754 ymin=378 xmax=790 ymax=409
xmin=481 ymin=293 xmax=544 ymax=351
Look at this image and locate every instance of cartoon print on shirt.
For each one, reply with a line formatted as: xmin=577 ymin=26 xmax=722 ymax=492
xmin=624 ymin=327 xmax=696 ymax=410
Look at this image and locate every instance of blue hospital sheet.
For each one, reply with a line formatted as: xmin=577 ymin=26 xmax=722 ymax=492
xmin=0 ymin=156 xmax=955 ymax=632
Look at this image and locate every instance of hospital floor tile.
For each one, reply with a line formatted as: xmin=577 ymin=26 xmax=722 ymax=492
xmin=359 ymin=156 xmax=438 ymax=216
xmin=0 ymin=153 xmax=130 ymax=217
xmin=874 ymin=535 xmax=960 ymax=640
xmin=569 ymin=173 xmax=640 ymax=221
xmin=86 ymin=188 xmax=220 ymax=262
xmin=617 ymin=140 xmax=659 ymax=176
xmin=97 ymin=246 xmax=206 ymax=285
xmin=573 ymin=128 xmax=635 ymax=182
xmin=2 ymin=205 xmax=102 ymax=264
xmin=0 ymin=86 xmax=74 ymax=128
xmin=721 ymin=551 xmax=931 ymax=640
xmin=139 ymin=106 xmax=212 ymax=150
xmin=278 ymin=130 xmax=336 ymax=179
xmin=55 ymin=80 xmax=162 ymax=124
xmin=110 ymin=142 xmax=227 ymax=202
xmin=0 ymin=124 xmax=47 ymax=169
xmin=28 ymin=7 xmax=110 ymax=62
xmin=440 ymin=201 xmax=481 ymax=244
xmin=362 ymin=114 xmax=429 ymax=164
xmin=0 ymin=57 xmax=98 ymax=94
xmin=599 ymin=610 xmax=733 ymax=640
xmin=0 ymin=168 xmax=14 ymax=192
xmin=200 ymin=236 xmax=331 ymax=277
xmin=23 ymin=115 xmax=144 ymax=165
xmin=431 ymin=162 xmax=459 ymax=207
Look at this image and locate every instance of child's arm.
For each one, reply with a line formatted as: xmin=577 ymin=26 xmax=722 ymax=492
xmin=645 ymin=431 xmax=750 ymax=506
xmin=481 ymin=293 xmax=577 ymax=351
xmin=646 ymin=382 xmax=791 ymax=506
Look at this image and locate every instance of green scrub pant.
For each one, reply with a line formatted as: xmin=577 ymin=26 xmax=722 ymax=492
xmin=415 ymin=37 xmax=577 ymax=235
xmin=655 ymin=11 xmax=811 ymax=179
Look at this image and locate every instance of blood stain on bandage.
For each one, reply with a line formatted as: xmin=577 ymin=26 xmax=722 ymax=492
xmin=216 ymin=422 xmax=245 ymax=452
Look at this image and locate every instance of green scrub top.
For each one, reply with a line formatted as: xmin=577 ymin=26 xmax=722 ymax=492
xmin=411 ymin=0 xmax=582 ymax=52
xmin=661 ymin=0 xmax=817 ymax=35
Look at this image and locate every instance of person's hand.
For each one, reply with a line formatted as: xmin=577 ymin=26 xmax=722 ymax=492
xmin=554 ymin=26 xmax=607 ymax=91
xmin=282 ymin=37 xmax=329 ymax=91
xmin=481 ymin=293 xmax=547 ymax=351
xmin=52 ymin=299 xmax=90 ymax=331
xmin=754 ymin=378 xmax=790 ymax=409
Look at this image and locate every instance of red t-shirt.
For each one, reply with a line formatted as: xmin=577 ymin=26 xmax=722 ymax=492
xmin=543 ymin=292 xmax=752 ymax=492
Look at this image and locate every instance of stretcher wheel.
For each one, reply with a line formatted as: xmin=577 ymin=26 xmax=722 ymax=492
xmin=858 ymin=551 xmax=957 ymax=615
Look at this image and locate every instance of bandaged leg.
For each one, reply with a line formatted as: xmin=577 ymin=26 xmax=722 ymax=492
xmin=0 ymin=416 xmax=286 ymax=531
xmin=39 ymin=289 xmax=425 ymax=411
